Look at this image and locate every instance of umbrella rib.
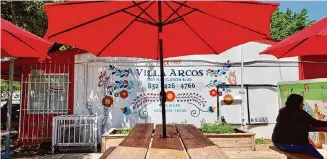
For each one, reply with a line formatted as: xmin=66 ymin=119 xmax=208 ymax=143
xmin=172 ymin=1 xmax=267 ymax=36
xmin=162 ymin=1 xmax=188 ymax=24
xmin=3 ymin=30 xmax=39 ymax=53
xmin=122 ymin=10 xmax=157 ymax=26
xmin=135 ymin=19 xmax=156 ymax=26
xmin=132 ymin=1 xmax=157 ymax=24
xmin=97 ymin=1 xmax=155 ymax=56
xmin=48 ymin=1 xmax=148 ymax=39
xmin=164 ymin=19 xmax=183 ymax=26
xmin=164 ymin=1 xmax=218 ymax=54
xmin=280 ymin=37 xmax=310 ymax=58
xmin=164 ymin=9 xmax=197 ymax=26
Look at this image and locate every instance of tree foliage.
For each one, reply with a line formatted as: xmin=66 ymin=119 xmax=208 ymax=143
xmin=270 ymin=8 xmax=316 ymax=40
xmin=1 ymin=0 xmax=71 ymax=51
xmin=1 ymin=1 xmax=48 ymax=37
xmin=0 ymin=80 xmax=21 ymax=99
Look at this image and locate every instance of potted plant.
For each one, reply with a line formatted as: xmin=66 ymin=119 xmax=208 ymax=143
xmin=101 ymin=128 xmax=132 ymax=153
xmin=200 ymin=120 xmax=256 ymax=151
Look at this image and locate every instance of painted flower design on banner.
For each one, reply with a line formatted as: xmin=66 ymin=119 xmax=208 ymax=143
xmin=166 ymin=91 xmax=176 ymax=102
xmin=209 ymin=89 xmax=218 ymax=97
xmin=208 ymin=106 xmax=216 ymax=113
xmin=206 ymin=61 xmax=236 ymax=96
xmin=206 ymin=80 xmax=229 ymax=92
xmin=102 ymin=96 xmax=113 ymax=107
xmin=223 ymin=94 xmax=234 ymax=105
xmin=128 ymin=92 xmax=207 ymax=118
xmin=121 ymin=107 xmax=131 ymax=115
xmin=98 ymin=71 xmax=110 ymax=87
xmin=108 ymin=65 xmax=133 ymax=77
xmin=107 ymin=80 xmax=134 ymax=96
xmin=98 ymin=66 xmax=135 ymax=109
xmin=206 ymin=60 xmax=231 ymax=77
xmin=120 ymin=90 xmax=129 ymax=99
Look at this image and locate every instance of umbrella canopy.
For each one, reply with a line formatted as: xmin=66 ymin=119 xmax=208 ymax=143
xmin=43 ymin=1 xmax=278 ymax=137
xmin=1 ymin=18 xmax=52 ymax=159
xmin=1 ymin=18 xmax=52 ymax=59
xmin=44 ymin=1 xmax=278 ymax=59
xmin=261 ymin=17 xmax=327 ymax=58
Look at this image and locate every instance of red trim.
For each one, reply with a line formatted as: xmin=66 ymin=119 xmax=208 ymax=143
xmin=0 ymin=75 xmax=21 ymax=81
xmin=299 ymin=55 xmax=327 ymax=80
xmin=1 ymin=49 xmax=86 ymax=79
xmin=298 ymin=56 xmax=304 ymax=80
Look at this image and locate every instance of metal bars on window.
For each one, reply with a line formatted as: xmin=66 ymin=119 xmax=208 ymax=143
xmin=20 ymin=63 xmax=70 ymax=144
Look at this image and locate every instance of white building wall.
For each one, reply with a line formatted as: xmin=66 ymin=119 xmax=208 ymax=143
xmin=73 ymin=41 xmax=299 ymax=139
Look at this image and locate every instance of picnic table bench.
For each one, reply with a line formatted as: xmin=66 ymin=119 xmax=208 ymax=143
xmin=100 ymin=123 xmax=229 ymax=159
xmin=269 ymin=127 xmax=327 ymax=159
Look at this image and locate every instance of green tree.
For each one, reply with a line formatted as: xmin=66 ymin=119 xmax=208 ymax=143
xmin=270 ymin=8 xmax=316 ymax=40
xmin=1 ymin=1 xmax=47 ymax=37
xmin=0 ymin=80 xmax=21 ymax=99
xmin=1 ymin=0 xmax=72 ymax=51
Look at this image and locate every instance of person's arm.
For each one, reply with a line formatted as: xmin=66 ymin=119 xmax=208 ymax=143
xmin=303 ymin=111 xmax=327 ymax=127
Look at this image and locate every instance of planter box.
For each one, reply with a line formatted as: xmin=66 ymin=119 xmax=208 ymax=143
xmin=204 ymin=128 xmax=256 ymax=151
xmin=101 ymin=128 xmax=128 ymax=153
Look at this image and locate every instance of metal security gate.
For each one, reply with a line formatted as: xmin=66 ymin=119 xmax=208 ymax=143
xmin=52 ymin=115 xmax=98 ymax=153
xmin=19 ymin=63 xmax=71 ymax=145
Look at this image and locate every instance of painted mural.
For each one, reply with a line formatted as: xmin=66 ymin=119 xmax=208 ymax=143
xmin=279 ymin=80 xmax=327 ymax=148
xmin=96 ymin=60 xmax=237 ymax=126
xmin=205 ymin=61 xmax=236 ymax=105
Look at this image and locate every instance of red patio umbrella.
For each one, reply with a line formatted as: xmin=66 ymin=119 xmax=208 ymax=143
xmin=1 ymin=18 xmax=52 ymax=158
xmin=43 ymin=1 xmax=279 ymax=137
xmin=261 ymin=17 xmax=327 ymax=58
xmin=1 ymin=18 xmax=51 ymax=59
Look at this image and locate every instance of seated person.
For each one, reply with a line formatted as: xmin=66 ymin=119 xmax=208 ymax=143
xmin=272 ymin=94 xmax=327 ymax=159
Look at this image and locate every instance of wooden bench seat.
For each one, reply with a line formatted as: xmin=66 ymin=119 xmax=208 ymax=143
xmin=176 ymin=124 xmax=229 ymax=159
xmin=100 ymin=123 xmax=154 ymax=159
xmin=269 ymin=146 xmax=317 ymax=159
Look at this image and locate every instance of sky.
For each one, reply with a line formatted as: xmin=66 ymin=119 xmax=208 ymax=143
xmin=263 ymin=1 xmax=327 ymax=20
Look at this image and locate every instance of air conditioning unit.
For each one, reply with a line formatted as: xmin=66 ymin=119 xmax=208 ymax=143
xmin=52 ymin=115 xmax=98 ymax=154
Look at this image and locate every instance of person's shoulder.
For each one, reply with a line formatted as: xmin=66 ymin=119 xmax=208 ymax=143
xmin=279 ymin=107 xmax=304 ymax=115
xmin=279 ymin=107 xmax=289 ymax=113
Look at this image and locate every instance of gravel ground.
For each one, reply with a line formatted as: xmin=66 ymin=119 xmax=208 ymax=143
xmin=1 ymin=132 xmax=99 ymax=159
xmin=256 ymin=143 xmax=274 ymax=151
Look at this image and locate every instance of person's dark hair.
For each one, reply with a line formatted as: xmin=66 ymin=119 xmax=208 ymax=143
xmin=285 ymin=94 xmax=304 ymax=109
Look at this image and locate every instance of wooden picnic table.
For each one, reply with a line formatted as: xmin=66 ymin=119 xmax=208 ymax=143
xmin=100 ymin=123 xmax=229 ymax=159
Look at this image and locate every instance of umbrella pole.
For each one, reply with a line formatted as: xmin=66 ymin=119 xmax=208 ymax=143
xmin=240 ymin=45 xmax=246 ymax=129
xmin=4 ymin=58 xmax=14 ymax=159
xmin=158 ymin=1 xmax=167 ymax=138
xmin=159 ymin=39 xmax=167 ymax=138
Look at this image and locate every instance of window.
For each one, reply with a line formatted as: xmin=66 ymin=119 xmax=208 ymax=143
xmin=28 ymin=74 xmax=69 ymax=114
